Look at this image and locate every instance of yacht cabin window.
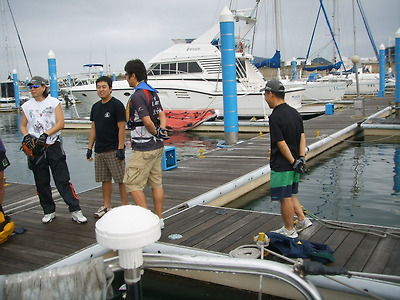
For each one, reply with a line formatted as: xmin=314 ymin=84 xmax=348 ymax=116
xmin=148 ymin=62 xmax=202 ymax=76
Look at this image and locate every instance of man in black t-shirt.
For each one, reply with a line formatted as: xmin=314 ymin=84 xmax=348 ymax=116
xmin=87 ymin=76 xmax=128 ymax=218
xmin=262 ymin=80 xmax=312 ymax=238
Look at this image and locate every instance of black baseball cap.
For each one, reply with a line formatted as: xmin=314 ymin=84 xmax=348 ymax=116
xmin=260 ymin=79 xmax=285 ymax=93
xmin=28 ymin=76 xmax=47 ymax=86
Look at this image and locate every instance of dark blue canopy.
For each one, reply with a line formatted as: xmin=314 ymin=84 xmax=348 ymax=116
xmin=254 ymin=50 xmax=281 ymax=69
xmin=83 ymin=64 xmax=103 ymax=68
xmin=303 ymin=61 xmax=342 ymax=72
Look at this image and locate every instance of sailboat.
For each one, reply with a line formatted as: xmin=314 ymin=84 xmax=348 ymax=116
xmin=254 ymin=0 xmax=347 ymax=104
xmin=0 ymin=0 xmax=31 ymax=110
xmin=66 ymin=2 xmax=304 ymax=119
xmin=315 ymin=0 xmax=380 ymax=95
xmin=0 ymin=79 xmax=17 ymax=110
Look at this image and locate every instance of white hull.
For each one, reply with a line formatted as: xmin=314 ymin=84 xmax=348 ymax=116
xmin=303 ymin=81 xmax=347 ymax=102
xmin=282 ymin=80 xmax=347 ymax=103
xmin=0 ymin=97 xmax=18 ymax=111
xmin=345 ymin=78 xmax=379 ymax=95
xmin=69 ymin=79 xmax=303 ymax=118
xmin=323 ymin=73 xmax=379 ymax=95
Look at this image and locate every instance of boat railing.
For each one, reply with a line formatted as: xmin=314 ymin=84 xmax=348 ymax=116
xmin=105 ymin=253 xmax=323 ymax=300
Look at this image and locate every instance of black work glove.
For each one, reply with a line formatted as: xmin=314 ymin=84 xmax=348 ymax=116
xmin=155 ymin=126 xmax=169 ymax=140
xmin=116 ymin=149 xmax=125 ymax=160
xmin=86 ymin=149 xmax=92 ymax=160
xmin=292 ymin=156 xmax=306 ymax=174
xmin=23 ymin=134 xmax=36 ymax=149
xmin=36 ymin=133 xmax=48 ymax=153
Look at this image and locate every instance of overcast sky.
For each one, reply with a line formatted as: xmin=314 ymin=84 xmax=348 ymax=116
xmin=1 ymin=0 xmax=399 ymax=81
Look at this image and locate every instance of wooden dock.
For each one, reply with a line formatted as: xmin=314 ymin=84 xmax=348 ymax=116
xmin=1 ymin=96 xmax=399 ymax=281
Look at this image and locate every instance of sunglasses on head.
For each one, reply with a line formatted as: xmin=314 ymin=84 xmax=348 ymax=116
xmin=30 ymin=85 xmax=40 ymax=89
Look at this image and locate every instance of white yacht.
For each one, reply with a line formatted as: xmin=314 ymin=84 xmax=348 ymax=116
xmin=282 ymin=76 xmax=349 ymax=104
xmin=67 ymin=6 xmax=303 ymax=118
xmin=0 ymin=80 xmax=20 ymax=110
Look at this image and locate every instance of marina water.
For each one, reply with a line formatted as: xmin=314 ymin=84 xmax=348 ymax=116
xmin=227 ymin=137 xmax=400 ymax=228
xmin=1 ymin=108 xmax=399 ymax=228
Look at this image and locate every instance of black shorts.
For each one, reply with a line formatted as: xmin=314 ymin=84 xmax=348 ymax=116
xmin=0 ymin=152 xmax=10 ymax=172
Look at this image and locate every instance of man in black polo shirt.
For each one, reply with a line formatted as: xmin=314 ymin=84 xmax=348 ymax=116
xmin=262 ymin=80 xmax=312 ymax=238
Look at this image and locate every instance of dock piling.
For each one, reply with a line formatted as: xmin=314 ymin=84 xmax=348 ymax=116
xmin=47 ymin=50 xmax=59 ymax=99
xmin=220 ymin=7 xmax=239 ymax=145
xmin=12 ymin=69 xmax=20 ymax=107
xmin=378 ymin=43 xmax=385 ymax=98
xmin=395 ymin=28 xmax=400 ymax=117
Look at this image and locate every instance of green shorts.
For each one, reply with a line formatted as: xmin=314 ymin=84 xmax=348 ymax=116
xmin=123 ymin=148 xmax=164 ymax=192
xmin=270 ymin=170 xmax=300 ymax=201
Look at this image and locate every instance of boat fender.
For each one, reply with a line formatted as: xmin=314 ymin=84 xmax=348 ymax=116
xmin=301 ymin=260 xmax=348 ymax=276
xmin=0 ymin=205 xmax=15 ymax=245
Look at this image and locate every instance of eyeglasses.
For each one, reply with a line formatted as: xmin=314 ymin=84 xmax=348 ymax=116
xmin=29 ymin=85 xmax=40 ymax=89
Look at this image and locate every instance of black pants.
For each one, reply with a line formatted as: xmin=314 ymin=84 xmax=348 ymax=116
xmin=31 ymin=141 xmax=81 ymax=214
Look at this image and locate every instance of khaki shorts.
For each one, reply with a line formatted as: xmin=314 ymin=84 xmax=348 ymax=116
xmin=95 ymin=150 xmax=125 ymax=183
xmin=123 ymin=148 xmax=164 ymax=192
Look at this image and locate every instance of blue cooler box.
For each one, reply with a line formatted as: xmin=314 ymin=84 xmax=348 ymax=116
xmin=162 ymin=146 xmax=177 ymax=171
xmin=325 ymin=103 xmax=334 ymax=115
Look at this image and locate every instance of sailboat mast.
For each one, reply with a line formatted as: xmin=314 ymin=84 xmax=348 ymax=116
xmin=274 ymin=0 xmax=281 ymax=79
xmin=6 ymin=0 xmax=32 ymax=77
xmin=274 ymin=0 xmax=280 ymax=53
xmin=1 ymin=0 xmax=11 ymax=79
xmin=332 ymin=0 xmax=338 ymax=64
xmin=250 ymin=0 xmax=260 ymax=55
xmin=352 ymin=0 xmax=357 ymax=55
xmin=355 ymin=0 xmax=378 ymax=59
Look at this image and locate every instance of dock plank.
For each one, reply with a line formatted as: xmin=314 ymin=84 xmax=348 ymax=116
xmin=383 ymin=237 xmax=400 ymax=275
xmin=320 ymin=225 xmax=352 ymax=251
xmin=363 ymin=230 xmax=398 ymax=274
xmin=331 ymin=225 xmax=368 ymax=267
xmin=178 ymin=210 xmax=243 ymax=248
xmin=197 ymin=210 xmax=257 ymax=251
xmin=345 ymin=230 xmax=383 ymax=272
xmin=220 ymin=213 xmax=273 ymax=254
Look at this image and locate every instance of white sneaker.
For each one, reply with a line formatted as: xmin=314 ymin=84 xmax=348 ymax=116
xmin=42 ymin=212 xmax=56 ymax=223
xmin=94 ymin=206 xmax=111 ymax=218
xmin=273 ymin=226 xmax=298 ymax=238
xmin=71 ymin=210 xmax=87 ymax=223
xmin=295 ymin=217 xmax=312 ymax=232
xmin=160 ymin=218 xmax=165 ymax=229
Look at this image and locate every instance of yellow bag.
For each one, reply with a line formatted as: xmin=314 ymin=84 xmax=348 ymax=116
xmin=0 ymin=209 xmax=14 ymax=244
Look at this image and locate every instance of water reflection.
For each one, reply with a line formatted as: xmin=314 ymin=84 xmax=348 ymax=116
xmin=393 ymin=147 xmax=400 ymax=195
xmin=350 ymin=145 xmax=365 ymax=198
xmin=229 ymin=141 xmax=400 ymax=227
